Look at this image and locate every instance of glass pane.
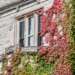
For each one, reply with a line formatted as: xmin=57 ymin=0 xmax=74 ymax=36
xmin=38 ymin=35 xmax=41 ymax=46
xmin=28 ymin=37 xmax=30 ymax=46
xmin=19 ymin=21 xmax=25 ymax=39
xmin=28 ymin=15 xmax=34 ymax=35
xmin=38 ymin=15 xmax=41 ymax=46
xmin=19 ymin=20 xmax=25 ymax=47
xmin=28 ymin=36 xmax=35 ymax=47
xmin=38 ymin=15 xmax=41 ymax=32
xmin=28 ymin=15 xmax=35 ymax=47
xmin=30 ymin=36 xmax=35 ymax=46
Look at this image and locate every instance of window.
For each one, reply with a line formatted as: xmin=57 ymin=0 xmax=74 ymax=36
xmin=18 ymin=13 xmax=42 ymax=51
xmin=38 ymin=15 xmax=41 ymax=46
xmin=28 ymin=15 xmax=35 ymax=46
xmin=19 ymin=19 xmax=25 ymax=47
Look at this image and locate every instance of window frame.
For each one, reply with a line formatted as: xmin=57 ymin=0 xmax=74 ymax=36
xmin=19 ymin=18 xmax=25 ymax=47
xmin=27 ymin=15 xmax=35 ymax=47
xmin=16 ymin=9 xmax=43 ymax=52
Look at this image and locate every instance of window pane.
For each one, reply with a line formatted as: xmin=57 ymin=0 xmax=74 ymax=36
xmin=19 ymin=21 xmax=25 ymax=39
xmin=30 ymin=36 xmax=35 ymax=46
xmin=28 ymin=15 xmax=34 ymax=35
xmin=38 ymin=35 xmax=41 ymax=46
xmin=28 ymin=15 xmax=35 ymax=46
xmin=28 ymin=17 xmax=31 ymax=35
xmin=19 ymin=20 xmax=25 ymax=47
xmin=38 ymin=15 xmax=41 ymax=46
xmin=38 ymin=15 xmax=41 ymax=32
xmin=28 ymin=36 xmax=34 ymax=47
xmin=28 ymin=37 xmax=30 ymax=46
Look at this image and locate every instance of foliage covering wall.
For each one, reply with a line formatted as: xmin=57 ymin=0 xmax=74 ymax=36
xmin=2 ymin=0 xmax=75 ymax=75
xmin=69 ymin=0 xmax=75 ymax=75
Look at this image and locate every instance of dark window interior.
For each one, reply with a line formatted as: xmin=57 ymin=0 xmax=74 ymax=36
xmin=28 ymin=37 xmax=30 ymax=46
xmin=28 ymin=16 xmax=32 ymax=46
xmin=28 ymin=17 xmax=32 ymax=35
xmin=38 ymin=15 xmax=41 ymax=46
xmin=19 ymin=20 xmax=25 ymax=47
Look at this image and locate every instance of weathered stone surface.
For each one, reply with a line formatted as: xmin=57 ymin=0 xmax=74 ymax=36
xmin=0 ymin=0 xmax=20 ymax=8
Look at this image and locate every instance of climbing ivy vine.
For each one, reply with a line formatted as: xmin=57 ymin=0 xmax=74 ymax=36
xmin=69 ymin=0 xmax=75 ymax=75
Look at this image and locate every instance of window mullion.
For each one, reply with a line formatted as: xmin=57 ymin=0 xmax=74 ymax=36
xmin=24 ymin=17 xmax=29 ymax=47
xmin=34 ymin=14 xmax=38 ymax=47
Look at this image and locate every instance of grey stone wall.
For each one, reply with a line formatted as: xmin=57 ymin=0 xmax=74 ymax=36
xmin=0 ymin=0 xmax=20 ymax=8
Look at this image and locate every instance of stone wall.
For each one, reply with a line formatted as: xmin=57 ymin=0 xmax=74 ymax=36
xmin=0 ymin=0 xmax=54 ymax=54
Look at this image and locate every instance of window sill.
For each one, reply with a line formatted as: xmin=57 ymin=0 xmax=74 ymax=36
xmin=21 ymin=46 xmax=38 ymax=52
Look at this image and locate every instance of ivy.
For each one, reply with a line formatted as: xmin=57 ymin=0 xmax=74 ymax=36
xmin=69 ymin=0 xmax=75 ymax=75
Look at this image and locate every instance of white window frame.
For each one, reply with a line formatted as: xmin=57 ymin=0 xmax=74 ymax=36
xmin=27 ymin=15 xmax=35 ymax=47
xmin=18 ymin=13 xmax=40 ymax=52
xmin=19 ymin=18 xmax=25 ymax=47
